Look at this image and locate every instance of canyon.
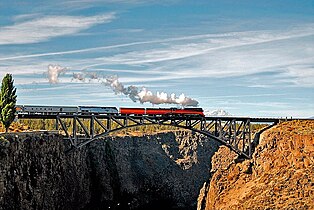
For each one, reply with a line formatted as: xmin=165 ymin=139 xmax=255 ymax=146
xmin=0 ymin=120 xmax=313 ymax=209
xmin=0 ymin=131 xmax=220 ymax=209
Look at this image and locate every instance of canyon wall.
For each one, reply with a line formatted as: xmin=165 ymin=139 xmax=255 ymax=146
xmin=200 ymin=120 xmax=314 ymax=210
xmin=0 ymin=131 xmax=220 ymax=209
xmin=3 ymin=120 xmax=311 ymax=210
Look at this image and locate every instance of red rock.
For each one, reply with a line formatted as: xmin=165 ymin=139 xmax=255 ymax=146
xmin=201 ymin=120 xmax=314 ymax=210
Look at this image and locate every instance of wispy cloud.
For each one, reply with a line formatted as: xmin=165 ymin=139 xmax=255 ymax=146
xmin=2 ymin=25 xmax=312 ymax=61
xmin=0 ymin=33 xmax=244 ymax=61
xmin=1 ymin=25 xmax=314 ymax=89
xmin=1 ymin=23 xmax=313 ymax=90
xmin=58 ymin=0 xmax=177 ymax=8
xmin=88 ymin=26 xmax=314 ymax=66
xmin=0 ymin=40 xmax=154 ymax=61
xmin=1 ymin=0 xmax=312 ymax=117
xmin=0 ymin=13 xmax=115 ymax=45
xmin=258 ymin=109 xmax=313 ymax=118
xmin=198 ymin=93 xmax=287 ymax=99
xmin=277 ymin=64 xmax=314 ymax=87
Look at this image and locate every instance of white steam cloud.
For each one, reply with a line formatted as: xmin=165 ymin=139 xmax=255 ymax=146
xmin=104 ymin=76 xmax=199 ymax=107
xmin=72 ymin=72 xmax=101 ymax=82
xmin=47 ymin=65 xmax=199 ymax=107
xmin=47 ymin=64 xmax=67 ymax=83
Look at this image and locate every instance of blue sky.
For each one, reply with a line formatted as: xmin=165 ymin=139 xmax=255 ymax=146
xmin=0 ymin=0 xmax=313 ymax=117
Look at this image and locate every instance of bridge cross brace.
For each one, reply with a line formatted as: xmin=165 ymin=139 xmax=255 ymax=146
xmin=54 ymin=115 xmax=253 ymax=158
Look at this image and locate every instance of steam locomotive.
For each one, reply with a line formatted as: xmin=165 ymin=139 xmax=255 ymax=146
xmin=16 ymin=105 xmax=204 ymax=117
xmin=120 ymin=107 xmax=204 ymax=116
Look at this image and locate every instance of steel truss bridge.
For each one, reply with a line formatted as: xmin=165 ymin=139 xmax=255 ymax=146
xmin=17 ymin=114 xmax=281 ymax=159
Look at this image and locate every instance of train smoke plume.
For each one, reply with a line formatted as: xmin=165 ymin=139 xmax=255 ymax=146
xmin=68 ymin=69 xmax=199 ymax=107
xmin=47 ymin=64 xmax=67 ymax=84
xmin=138 ymin=88 xmax=199 ymax=106
xmin=72 ymin=71 xmax=102 ymax=82
xmin=103 ymin=75 xmax=199 ymax=107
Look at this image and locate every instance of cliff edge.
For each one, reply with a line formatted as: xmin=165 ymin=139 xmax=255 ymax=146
xmin=0 ymin=130 xmax=220 ymax=209
xmin=201 ymin=120 xmax=314 ymax=210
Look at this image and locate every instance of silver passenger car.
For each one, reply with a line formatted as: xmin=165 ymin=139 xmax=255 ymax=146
xmin=78 ymin=106 xmax=118 ymax=115
xmin=16 ymin=105 xmax=119 ymax=115
xmin=19 ymin=105 xmax=78 ymax=115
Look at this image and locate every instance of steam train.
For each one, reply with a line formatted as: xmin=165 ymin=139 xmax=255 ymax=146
xmin=16 ymin=105 xmax=118 ymax=115
xmin=120 ymin=107 xmax=204 ymax=116
xmin=16 ymin=105 xmax=205 ymax=117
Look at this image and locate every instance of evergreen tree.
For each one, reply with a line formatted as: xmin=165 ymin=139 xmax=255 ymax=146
xmin=0 ymin=74 xmax=17 ymax=132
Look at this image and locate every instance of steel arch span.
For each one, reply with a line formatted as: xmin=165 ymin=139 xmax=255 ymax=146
xmin=61 ymin=115 xmax=260 ymax=158
xmin=79 ymin=117 xmax=252 ymax=158
xmin=18 ymin=113 xmax=280 ymax=159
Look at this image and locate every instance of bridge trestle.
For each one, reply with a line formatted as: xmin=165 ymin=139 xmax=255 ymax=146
xmin=18 ymin=113 xmax=281 ymax=158
xmin=51 ymin=115 xmax=254 ymax=158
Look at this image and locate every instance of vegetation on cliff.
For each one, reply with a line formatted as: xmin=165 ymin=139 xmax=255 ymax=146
xmin=0 ymin=74 xmax=17 ymax=132
xmin=203 ymin=120 xmax=314 ymax=210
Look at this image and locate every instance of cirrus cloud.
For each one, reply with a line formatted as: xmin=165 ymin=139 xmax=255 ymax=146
xmin=0 ymin=13 xmax=115 ymax=45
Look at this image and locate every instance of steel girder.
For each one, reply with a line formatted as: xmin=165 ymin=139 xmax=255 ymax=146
xmin=53 ymin=115 xmax=253 ymax=158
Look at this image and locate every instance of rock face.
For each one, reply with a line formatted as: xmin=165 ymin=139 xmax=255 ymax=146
xmin=0 ymin=131 xmax=220 ymax=209
xmin=0 ymin=133 xmax=90 ymax=210
xmin=201 ymin=120 xmax=314 ymax=210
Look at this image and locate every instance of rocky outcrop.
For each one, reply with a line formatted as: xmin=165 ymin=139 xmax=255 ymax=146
xmin=0 ymin=130 xmax=220 ymax=209
xmin=201 ymin=120 xmax=314 ymax=210
xmin=0 ymin=133 xmax=90 ymax=210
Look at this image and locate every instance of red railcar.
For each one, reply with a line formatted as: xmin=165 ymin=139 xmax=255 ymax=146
xmin=172 ymin=108 xmax=204 ymax=116
xmin=120 ymin=107 xmax=145 ymax=115
xmin=120 ymin=107 xmax=204 ymax=117
xmin=146 ymin=108 xmax=172 ymax=115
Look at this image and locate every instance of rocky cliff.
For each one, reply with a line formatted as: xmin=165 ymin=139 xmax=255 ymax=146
xmin=0 ymin=130 xmax=220 ymax=210
xmin=200 ymin=120 xmax=314 ymax=210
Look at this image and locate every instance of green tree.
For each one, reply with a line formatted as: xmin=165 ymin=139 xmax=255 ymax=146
xmin=0 ymin=74 xmax=17 ymax=132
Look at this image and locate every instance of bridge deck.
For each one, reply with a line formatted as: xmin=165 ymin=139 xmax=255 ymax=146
xmin=18 ymin=113 xmax=291 ymax=123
